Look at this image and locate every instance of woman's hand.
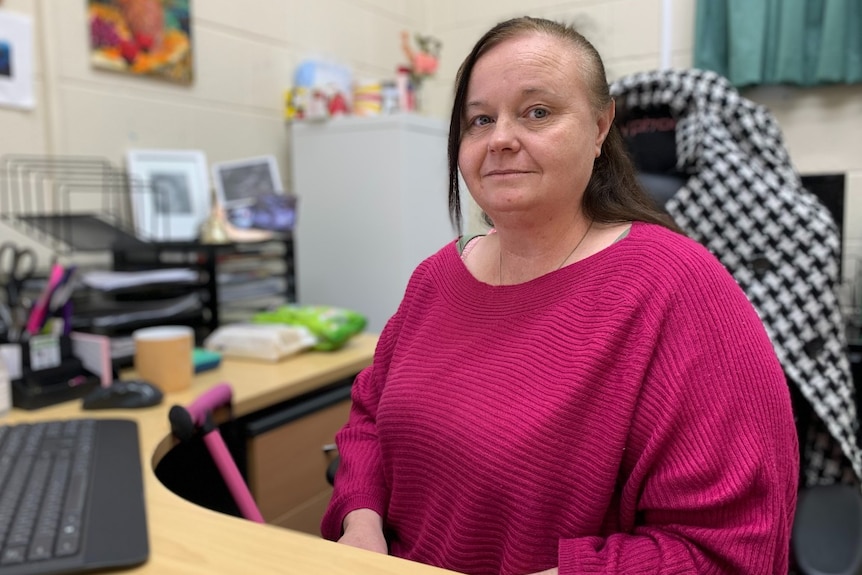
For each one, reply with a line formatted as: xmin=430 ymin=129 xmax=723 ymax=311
xmin=524 ymin=569 xmax=558 ymax=575
xmin=338 ymin=508 xmax=388 ymax=555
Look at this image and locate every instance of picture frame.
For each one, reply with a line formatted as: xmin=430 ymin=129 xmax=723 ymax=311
xmin=125 ymin=149 xmax=210 ymax=242
xmin=211 ymin=155 xmax=283 ymax=209
xmin=88 ymin=0 xmax=193 ymax=85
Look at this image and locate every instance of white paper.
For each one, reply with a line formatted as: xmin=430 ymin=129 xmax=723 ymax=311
xmin=0 ymin=355 xmax=9 ymax=416
xmin=81 ymin=268 xmax=199 ymax=291
xmin=71 ymin=332 xmax=112 ymax=386
xmin=0 ymin=11 xmax=35 ymax=109
xmin=0 ymin=343 xmax=22 ymax=380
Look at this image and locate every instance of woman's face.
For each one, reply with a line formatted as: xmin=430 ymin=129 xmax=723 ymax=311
xmin=458 ymin=33 xmax=613 ymax=227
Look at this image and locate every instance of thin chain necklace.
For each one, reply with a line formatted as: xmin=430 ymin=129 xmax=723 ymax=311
xmin=498 ymin=219 xmax=593 ymax=286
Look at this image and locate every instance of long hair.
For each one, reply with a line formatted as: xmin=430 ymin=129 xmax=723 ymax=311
xmin=447 ymin=16 xmax=679 ymax=234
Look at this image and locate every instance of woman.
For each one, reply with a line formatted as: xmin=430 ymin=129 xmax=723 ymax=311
xmin=322 ymin=16 xmax=798 ymax=575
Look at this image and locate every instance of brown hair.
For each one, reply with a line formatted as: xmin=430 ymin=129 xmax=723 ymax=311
xmin=447 ymin=16 xmax=679 ymax=233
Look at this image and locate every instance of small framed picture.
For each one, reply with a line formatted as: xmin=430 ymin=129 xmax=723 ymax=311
xmin=126 ymin=149 xmax=210 ymax=241
xmin=211 ymin=155 xmax=283 ymax=209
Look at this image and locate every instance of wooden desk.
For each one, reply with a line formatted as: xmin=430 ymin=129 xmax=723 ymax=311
xmin=6 ymin=333 xmax=458 ymax=575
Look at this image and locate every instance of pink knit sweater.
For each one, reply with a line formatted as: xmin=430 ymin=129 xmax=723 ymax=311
xmin=322 ymin=222 xmax=799 ymax=574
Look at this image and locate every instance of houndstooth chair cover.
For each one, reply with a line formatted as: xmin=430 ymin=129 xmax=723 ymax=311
xmin=610 ymin=68 xmax=860 ymax=485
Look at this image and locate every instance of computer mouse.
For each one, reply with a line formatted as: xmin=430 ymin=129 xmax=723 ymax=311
xmin=81 ymin=379 xmax=164 ymax=410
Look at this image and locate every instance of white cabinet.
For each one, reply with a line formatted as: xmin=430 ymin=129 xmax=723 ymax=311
xmin=290 ymin=114 xmax=456 ymax=333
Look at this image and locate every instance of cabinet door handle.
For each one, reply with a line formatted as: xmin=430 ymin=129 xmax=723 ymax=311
xmin=322 ymin=443 xmax=337 ymax=454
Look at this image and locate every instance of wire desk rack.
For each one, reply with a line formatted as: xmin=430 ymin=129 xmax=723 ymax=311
xmin=0 ymin=154 xmax=194 ymax=254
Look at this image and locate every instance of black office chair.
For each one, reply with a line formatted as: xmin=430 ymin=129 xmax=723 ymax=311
xmin=326 ymin=455 xmax=340 ymax=486
xmin=794 ymin=485 xmax=862 ymax=575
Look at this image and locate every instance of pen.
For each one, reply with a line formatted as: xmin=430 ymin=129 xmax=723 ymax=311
xmin=61 ymin=301 xmax=73 ymax=336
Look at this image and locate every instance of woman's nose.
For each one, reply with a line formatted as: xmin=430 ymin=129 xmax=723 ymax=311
xmin=488 ymin=118 xmax=521 ymax=153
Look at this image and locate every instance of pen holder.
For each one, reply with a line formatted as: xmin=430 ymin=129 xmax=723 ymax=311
xmin=12 ymin=335 xmax=100 ymax=410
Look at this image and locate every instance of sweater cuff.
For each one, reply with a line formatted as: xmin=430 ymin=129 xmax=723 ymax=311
xmin=559 ymin=536 xmax=600 ymax=573
xmin=320 ymin=493 xmax=387 ymax=541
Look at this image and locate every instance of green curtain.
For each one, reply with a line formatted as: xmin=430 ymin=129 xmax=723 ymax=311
xmin=695 ymin=0 xmax=862 ymax=87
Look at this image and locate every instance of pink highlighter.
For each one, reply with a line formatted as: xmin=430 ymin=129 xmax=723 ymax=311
xmin=25 ymin=263 xmax=66 ymax=336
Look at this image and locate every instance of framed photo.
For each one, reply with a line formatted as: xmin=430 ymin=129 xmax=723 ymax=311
xmin=211 ymin=155 xmax=295 ymax=233
xmin=126 ymin=149 xmax=210 ymax=241
xmin=211 ymin=155 xmax=282 ymax=209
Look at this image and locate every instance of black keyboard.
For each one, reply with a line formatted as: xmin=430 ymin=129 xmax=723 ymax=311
xmin=0 ymin=419 xmax=149 ymax=575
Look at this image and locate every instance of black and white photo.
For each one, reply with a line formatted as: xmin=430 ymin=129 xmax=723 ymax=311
xmin=126 ymin=149 xmax=210 ymax=241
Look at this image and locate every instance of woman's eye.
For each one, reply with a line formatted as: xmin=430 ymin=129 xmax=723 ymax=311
xmin=471 ymin=115 xmax=492 ymax=127
xmin=529 ymin=108 xmax=549 ymax=119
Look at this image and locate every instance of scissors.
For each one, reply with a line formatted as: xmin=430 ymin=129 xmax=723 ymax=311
xmin=0 ymin=241 xmax=37 ymax=310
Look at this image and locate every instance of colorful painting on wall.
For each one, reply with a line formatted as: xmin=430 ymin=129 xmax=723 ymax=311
xmin=88 ymin=0 xmax=193 ymax=84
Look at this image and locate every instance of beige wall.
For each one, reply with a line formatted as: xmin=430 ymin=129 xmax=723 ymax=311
xmin=0 ymin=0 xmax=427 ymax=162
xmin=0 ymin=0 xmax=859 ymax=297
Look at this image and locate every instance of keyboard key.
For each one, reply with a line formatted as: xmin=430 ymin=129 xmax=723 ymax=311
xmin=55 ymin=531 xmax=80 ymax=557
xmin=27 ymin=537 xmax=54 ymax=561
xmin=1 ymin=546 xmax=27 ymax=565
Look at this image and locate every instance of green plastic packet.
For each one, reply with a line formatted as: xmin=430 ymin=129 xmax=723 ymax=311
xmin=252 ymin=305 xmax=367 ymax=351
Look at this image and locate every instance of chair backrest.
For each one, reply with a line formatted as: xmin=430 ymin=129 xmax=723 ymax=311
xmin=617 ymin=101 xmax=688 ymax=213
xmin=616 ymin=102 xmax=679 ymax=175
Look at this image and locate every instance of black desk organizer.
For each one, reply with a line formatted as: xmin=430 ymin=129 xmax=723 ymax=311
xmin=110 ymin=237 xmax=296 ymax=337
xmin=12 ymin=335 xmax=100 ymax=410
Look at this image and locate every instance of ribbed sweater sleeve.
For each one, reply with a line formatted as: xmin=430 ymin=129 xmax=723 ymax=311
xmin=321 ymin=222 xmax=798 ymax=575
xmin=321 ymin=310 xmax=404 ymax=537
